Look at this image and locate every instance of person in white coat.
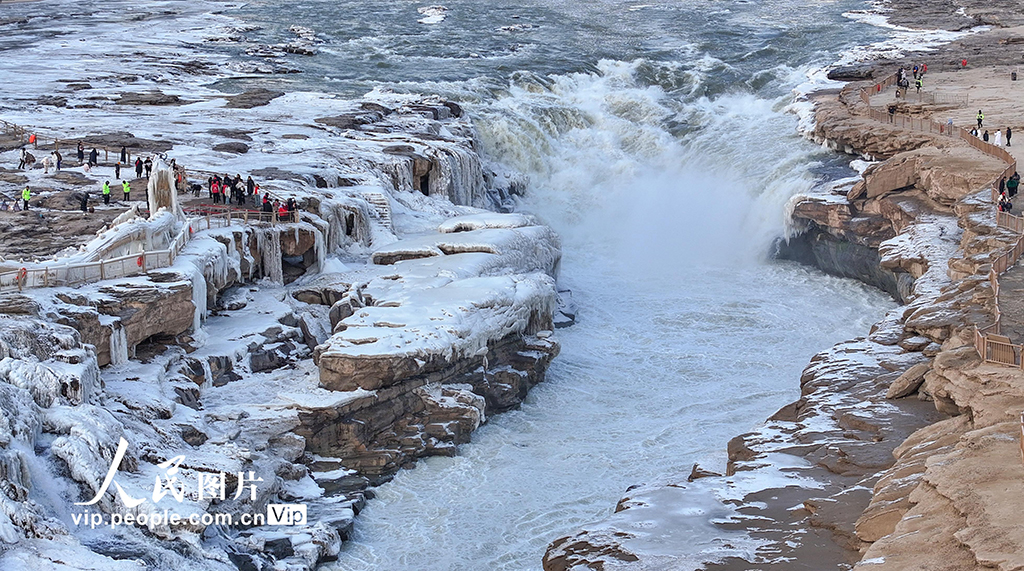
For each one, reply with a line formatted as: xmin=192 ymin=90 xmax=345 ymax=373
xmin=994 ymin=129 xmax=1003 ymax=147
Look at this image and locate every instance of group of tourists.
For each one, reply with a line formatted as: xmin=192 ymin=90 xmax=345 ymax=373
xmin=972 ymin=111 xmax=1013 ymax=147
xmin=205 ymin=174 xmax=258 ymax=205
xmin=260 ymin=195 xmax=297 ymax=221
xmin=894 ymin=64 xmax=927 ymax=98
xmin=0 ymin=187 xmax=31 ymax=211
xmin=998 ymin=172 xmax=1021 ymax=212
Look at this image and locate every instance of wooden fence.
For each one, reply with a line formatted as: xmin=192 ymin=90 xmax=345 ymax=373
xmin=182 ymin=204 xmax=297 ymax=226
xmin=1 ymin=117 xmax=139 ymax=164
xmin=858 ymin=72 xmax=968 ymax=107
xmin=857 ymin=77 xmax=1024 ymax=369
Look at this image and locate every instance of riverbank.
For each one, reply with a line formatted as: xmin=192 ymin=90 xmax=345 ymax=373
xmin=544 ymin=4 xmax=1024 ymax=570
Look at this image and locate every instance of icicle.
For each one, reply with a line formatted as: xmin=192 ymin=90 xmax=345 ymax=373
xmin=255 ymin=227 xmax=283 ymax=284
xmin=189 ymin=263 xmax=207 ymax=332
xmin=313 ymin=226 xmax=326 ymax=273
xmin=108 ymin=322 xmax=129 ymax=366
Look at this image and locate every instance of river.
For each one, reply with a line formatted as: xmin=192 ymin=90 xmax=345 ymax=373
xmin=0 ymin=1 xmax=914 ymax=569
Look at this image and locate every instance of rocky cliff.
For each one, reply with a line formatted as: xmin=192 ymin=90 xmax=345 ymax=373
xmin=0 ymin=94 xmax=564 ymax=570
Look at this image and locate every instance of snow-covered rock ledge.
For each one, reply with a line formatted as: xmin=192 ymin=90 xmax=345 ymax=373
xmin=0 ymin=89 xmax=564 ymax=570
xmin=302 ymin=213 xmax=562 ymax=476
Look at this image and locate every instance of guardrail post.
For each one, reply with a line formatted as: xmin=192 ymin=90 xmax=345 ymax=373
xmin=99 ymin=260 xmax=105 ymax=281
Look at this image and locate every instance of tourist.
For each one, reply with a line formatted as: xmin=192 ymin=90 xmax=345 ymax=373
xmin=922 ymin=63 xmax=927 ymax=75
xmin=915 ymin=77 xmax=922 ymax=94
xmin=912 ymin=65 xmax=919 ymax=79
xmin=262 ymin=195 xmax=272 ymax=214
xmin=1010 ymin=172 xmax=1021 ymax=198
xmin=246 ymin=175 xmax=255 ymax=198
xmin=115 ymin=162 xmax=121 ymax=179
xmin=102 ymin=181 xmax=111 ymax=205
xmin=120 ymin=146 xmax=127 ymax=164
xmin=276 ymin=200 xmax=286 ymax=221
xmin=994 ymin=129 xmax=1003 ymax=147
xmin=77 ymin=142 xmax=84 ymax=163
xmin=983 ymin=130 xmax=989 ymax=142
xmin=122 ymin=180 xmax=130 ymax=202
xmin=89 ymin=147 xmax=98 ymax=166
xmin=21 ymin=186 xmax=30 ymax=210
xmin=54 ymin=150 xmax=62 ymax=171
xmin=999 ymin=192 xmax=1011 ymax=212
xmin=134 ymin=157 xmax=143 ymax=178
xmin=144 ymin=156 xmax=152 ymax=177
xmin=971 ymin=127 xmax=979 ymax=137
xmin=211 ymin=179 xmax=221 ymax=204
xmin=82 ymin=162 xmax=91 ymax=173
xmin=80 ymin=192 xmax=88 ymax=213
xmin=17 ymin=148 xmax=27 ymax=169
xmin=1 ymin=199 xmax=8 ymax=211
xmin=888 ymin=104 xmax=896 ymax=123
xmin=977 ymin=110 xmax=984 ymax=128
xmin=1000 ymin=177 xmax=1006 ymax=195
xmin=1007 ymin=127 xmax=1013 ymax=147
xmin=286 ymin=198 xmax=296 ymax=221
xmin=962 ymin=58 xmax=968 ymax=69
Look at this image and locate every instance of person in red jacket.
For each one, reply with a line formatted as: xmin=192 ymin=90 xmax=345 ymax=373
xmin=211 ymin=180 xmax=221 ymax=204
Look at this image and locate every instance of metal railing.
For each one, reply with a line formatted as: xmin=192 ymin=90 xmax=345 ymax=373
xmin=0 ymin=204 xmax=299 ymax=292
xmin=1 ymin=117 xmax=139 ymax=164
xmin=0 ymin=225 xmax=189 ymax=292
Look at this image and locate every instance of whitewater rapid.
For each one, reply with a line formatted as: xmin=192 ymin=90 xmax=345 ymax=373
xmin=328 ymin=56 xmax=896 ymax=570
xmin=0 ymin=0 xmax=932 ymax=569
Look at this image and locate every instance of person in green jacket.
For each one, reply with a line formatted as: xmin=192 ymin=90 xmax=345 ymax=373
xmin=1007 ymin=172 xmax=1020 ymax=198
xmin=122 ymin=180 xmax=130 ymax=202
xmin=102 ymin=181 xmax=111 ymax=205
xmin=21 ymin=186 xmax=29 ymax=210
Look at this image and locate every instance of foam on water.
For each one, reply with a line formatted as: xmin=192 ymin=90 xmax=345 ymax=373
xmin=0 ymin=0 xmax=931 ymax=568
xmin=330 ymin=48 xmax=895 ymax=571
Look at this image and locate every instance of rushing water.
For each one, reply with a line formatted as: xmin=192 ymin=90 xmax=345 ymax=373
xmin=0 ymin=0 xmax=908 ymax=569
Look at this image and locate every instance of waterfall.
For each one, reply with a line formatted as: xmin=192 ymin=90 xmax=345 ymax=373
xmin=108 ymin=322 xmax=129 ymax=367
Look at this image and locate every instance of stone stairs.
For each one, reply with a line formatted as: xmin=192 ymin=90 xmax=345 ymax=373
xmin=361 ymin=191 xmax=393 ymax=232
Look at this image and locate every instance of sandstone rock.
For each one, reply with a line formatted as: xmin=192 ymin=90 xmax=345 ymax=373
xmin=886 ymin=361 xmax=931 ymax=399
